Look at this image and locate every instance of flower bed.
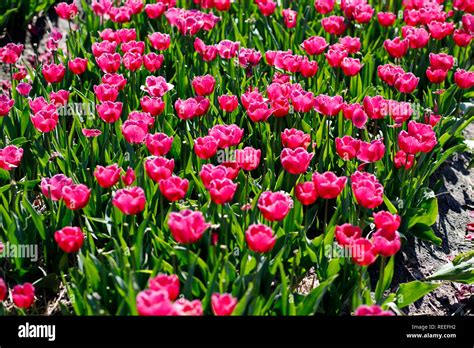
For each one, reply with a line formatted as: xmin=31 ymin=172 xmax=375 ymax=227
xmin=0 ymin=0 xmax=473 ymax=316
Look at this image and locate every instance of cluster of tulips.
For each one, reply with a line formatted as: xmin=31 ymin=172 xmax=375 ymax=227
xmin=0 ymin=0 xmax=472 ymax=316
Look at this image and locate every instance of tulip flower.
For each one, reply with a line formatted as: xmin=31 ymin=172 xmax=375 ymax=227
xmin=257 ymin=191 xmax=293 ymax=221
xmin=281 ymin=128 xmax=311 ymax=150
xmin=192 ymin=75 xmax=216 ymax=96
xmin=357 ymin=139 xmax=385 ymax=163
xmin=0 ymin=145 xmax=23 ymax=171
xmin=145 ymin=76 xmax=173 ymax=97
xmin=321 ymin=16 xmax=346 ymax=36
xmin=92 ymin=41 xmax=117 ymax=57
xmin=55 ymin=2 xmax=78 ymax=19
xmin=50 ymin=90 xmax=70 ymax=106
xmin=394 ymin=72 xmax=419 ymax=94
xmin=146 ymin=133 xmax=173 ymax=156
xmin=426 ymin=67 xmax=448 ymax=84
xmin=121 ymin=120 xmax=148 ymax=144
xmin=97 ymin=101 xmax=123 ymax=123
xmin=175 ymin=97 xmax=210 ymax=120
xmin=0 ymin=278 xmax=6 ymax=302
xmin=42 ymin=63 xmax=66 ymax=84
xmin=245 ymin=224 xmax=276 ymax=253
xmin=295 ymin=181 xmax=318 ymax=205
xmin=341 ymin=57 xmax=362 ymax=76
xmin=112 ymin=186 xmax=147 ymax=215
xmin=94 ymin=164 xmax=121 ymax=188
xmin=54 ymin=226 xmax=85 ymax=253
xmin=377 ymin=12 xmax=396 ymax=27
xmin=159 ymin=176 xmax=189 ymax=202
xmin=354 ymin=305 xmax=394 ymax=316
xmin=398 ymin=121 xmax=437 ymax=155
xmin=143 ymin=53 xmax=164 ymax=72
xmin=454 ymin=69 xmax=474 ymax=89
xmin=335 ymin=136 xmax=361 ymax=160
xmin=218 ymin=94 xmax=239 ymax=112
xmin=211 ymin=293 xmax=238 ymax=316
xmin=453 ymin=30 xmax=472 ymax=47
xmin=136 ymin=289 xmax=175 ymax=316
xmin=173 ymin=299 xmax=204 ymax=316
xmin=281 ymin=148 xmax=314 ymax=175
xmin=402 ymin=26 xmax=430 ymax=49
xmin=351 ymin=238 xmax=377 ymax=266
xmin=377 ymin=64 xmax=405 ymax=86
xmin=312 ymin=172 xmax=347 ymax=199
xmin=122 ymin=167 xmax=136 ymax=186
xmin=148 ymin=274 xmax=180 ymax=300
xmin=335 ymin=224 xmax=362 ymax=247
xmin=68 ymin=57 xmax=88 ymax=74
xmin=314 ymin=0 xmax=335 ymax=14
xmin=62 ymin=184 xmax=91 ymax=210
xmin=351 ymin=171 xmax=384 ymax=209
xmin=383 ymin=37 xmax=409 ymax=58
xmin=168 ymin=209 xmax=210 ymax=244
xmin=236 ymin=147 xmax=261 ymax=171
xmin=94 ymin=84 xmax=119 ymax=102
xmin=12 ymin=283 xmax=35 ymax=309
xmin=140 ymin=96 xmax=165 ymax=117
xmin=96 ymin=53 xmax=121 ymax=73
xmin=373 ymin=211 xmax=400 ymax=233
xmin=301 ymin=36 xmax=328 ymax=55
xmin=282 ymin=9 xmax=297 ymax=29
xmin=209 ymin=124 xmax=244 ymax=148
xmin=200 ymin=164 xmax=233 ymax=188
xmin=145 ymin=156 xmax=175 ymax=183
xmin=16 ymin=82 xmax=32 ymax=96
xmin=31 ymin=105 xmax=59 ymax=133
xmin=0 ymin=95 xmax=14 ymax=116
xmin=102 ymin=73 xmax=127 ymax=91
xmin=82 ymin=129 xmax=102 ymax=138
xmin=208 ymin=178 xmax=238 ymax=204
xmin=40 ymin=174 xmax=73 ymax=201
xmin=373 ymin=228 xmax=401 ymax=257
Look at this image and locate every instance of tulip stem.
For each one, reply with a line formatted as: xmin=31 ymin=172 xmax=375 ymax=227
xmin=375 ymin=256 xmax=386 ymax=303
xmin=159 ymin=196 xmax=164 ymax=231
xmin=324 ymin=199 xmax=328 ymax=230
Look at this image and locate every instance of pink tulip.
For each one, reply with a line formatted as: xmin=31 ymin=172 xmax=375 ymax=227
xmin=94 ymin=164 xmax=121 ymax=188
xmin=0 ymin=145 xmax=24 ymax=171
xmin=168 ymin=210 xmax=210 ymax=244
xmin=145 ymin=156 xmax=175 ymax=183
xmin=54 ymin=226 xmax=84 ymax=253
xmin=245 ymin=224 xmax=276 ymax=253
xmin=257 ymin=191 xmax=293 ymax=221
xmin=160 ymin=176 xmax=189 ymax=202
xmin=112 ymin=186 xmax=146 ymax=215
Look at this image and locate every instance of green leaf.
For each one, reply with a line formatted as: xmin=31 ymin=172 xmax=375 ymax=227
xmin=396 ymin=281 xmax=440 ymax=309
xmin=427 ymin=251 xmax=474 ymax=284
xmin=410 ymin=223 xmax=442 ymax=246
xmin=375 ymin=256 xmax=395 ymax=303
xmin=407 ymin=195 xmax=438 ymax=229
xmin=383 ymin=194 xmax=398 ymax=214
